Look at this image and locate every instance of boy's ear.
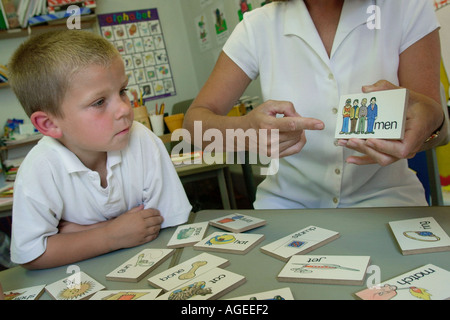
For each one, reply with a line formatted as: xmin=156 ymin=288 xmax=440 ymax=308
xmin=30 ymin=111 xmax=63 ymax=139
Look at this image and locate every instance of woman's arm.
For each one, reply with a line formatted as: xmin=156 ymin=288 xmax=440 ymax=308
xmin=184 ymin=52 xmax=325 ymax=158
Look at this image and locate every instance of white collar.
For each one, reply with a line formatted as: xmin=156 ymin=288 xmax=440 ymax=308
xmin=40 ymin=137 xmax=122 ymax=174
xmin=283 ymin=0 xmax=374 ymax=61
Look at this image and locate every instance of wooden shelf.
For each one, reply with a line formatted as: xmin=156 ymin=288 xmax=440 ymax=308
xmin=0 ymin=14 xmax=97 ymax=40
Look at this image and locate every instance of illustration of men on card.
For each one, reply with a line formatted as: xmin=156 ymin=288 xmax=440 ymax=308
xmin=339 ymin=99 xmax=352 ymax=134
xmin=357 ymin=98 xmax=368 ymax=134
xmin=350 ymin=99 xmax=359 ymax=133
xmin=366 ymin=97 xmax=378 ymax=134
xmin=357 ymin=284 xmax=431 ymax=300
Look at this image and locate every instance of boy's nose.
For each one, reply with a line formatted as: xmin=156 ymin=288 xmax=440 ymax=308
xmin=116 ymin=99 xmax=132 ymax=119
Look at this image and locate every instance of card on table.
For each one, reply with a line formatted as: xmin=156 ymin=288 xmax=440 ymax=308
xmin=106 ymin=248 xmax=174 ymax=282
xmin=335 ymin=88 xmax=408 ymax=140
xmin=89 ymin=289 xmax=162 ymax=300
xmin=228 ymin=287 xmax=295 ymax=300
xmin=355 ymin=264 xmax=450 ymax=300
xmin=156 ymin=267 xmax=246 ymax=300
xmin=148 ymin=252 xmax=229 ymax=292
xmin=389 ymin=217 xmax=450 ymax=255
xmin=277 ymin=255 xmax=371 ymax=286
xmin=167 ymin=222 xmax=209 ymax=248
xmin=209 ymin=213 xmax=266 ymax=233
xmin=194 ymin=232 xmax=265 ymax=255
xmin=45 ymin=271 xmax=105 ymax=300
xmin=3 ymin=285 xmax=46 ymax=300
xmin=260 ymin=226 xmax=340 ymax=261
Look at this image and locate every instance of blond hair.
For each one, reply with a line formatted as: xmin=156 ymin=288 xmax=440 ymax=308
xmin=8 ymin=30 xmax=120 ymax=118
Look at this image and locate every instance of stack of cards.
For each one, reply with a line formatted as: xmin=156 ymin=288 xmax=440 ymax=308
xmin=209 ymin=214 xmax=266 ymax=233
xmin=2 ymin=285 xmax=46 ymax=300
xmin=260 ymin=226 xmax=340 ymax=261
xmin=106 ymin=248 xmax=174 ymax=282
xmin=45 ymin=272 xmax=105 ymax=300
xmin=389 ymin=217 xmax=450 ymax=255
xmin=277 ymin=255 xmax=371 ymax=286
xmin=355 ymin=264 xmax=450 ymax=300
xmin=156 ymin=268 xmax=246 ymax=300
xmin=167 ymin=222 xmax=209 ymax=248
xmin=194 ymin=232 xmax=265 ymax=255
xmin=148 ymin=253 xmax=229 ymax=292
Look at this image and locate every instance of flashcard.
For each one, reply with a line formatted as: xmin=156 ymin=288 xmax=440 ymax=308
xmin=194 ymin=232 xmax=265 ymax=255
xmin=209 ymin=213 xmax=266 ymax=233
xmin=277 ymin=255 xmax=371 ymax=286
xmin=335 ymin=88 xmax=408 ymax=140
xmin=355 ymin=264 xmax=450 ymax=300
xmin=106 ymin=248 xmax=174 ymax=282
xmin=228 ymin=287 xmax=295 ymax=300
xmin=156 ymin=268 xmax=246 ymax=300
xmin=3 ymin=285 xmax=46 ymax=300
xmin=45 ymin=271 xmax=105 ymax=300
xmin=148 ymin=252 xmax=229 ymax=292
xmin=260 ymin=226 xmax=340 ymax=261
xmin=167 ymin=222 xmax=209 ymax=248
xmin=89 ymin=289 xmax=162 ymax=300
xmin=389 ymin=217 xmax=450 ymax=255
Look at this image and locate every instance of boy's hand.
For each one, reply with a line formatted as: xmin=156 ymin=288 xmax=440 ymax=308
xmin=106 ymin=205 xmax=164 ymax=250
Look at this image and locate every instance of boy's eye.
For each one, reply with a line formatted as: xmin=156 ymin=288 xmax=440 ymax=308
xmin=120 ymin=88 xmax=129 ymax=96
xmin=92 ymin=99 xmax=105 ymax=107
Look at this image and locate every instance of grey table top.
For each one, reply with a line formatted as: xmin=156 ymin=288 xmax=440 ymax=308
xmin=1 ymin=206 xmax=449 ymax=300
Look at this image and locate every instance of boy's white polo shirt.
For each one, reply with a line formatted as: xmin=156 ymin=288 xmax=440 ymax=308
xmin=11 ymin=122 xmax=191 ymax=264
xmin=224 ymin=0 xmax=438 ymax=209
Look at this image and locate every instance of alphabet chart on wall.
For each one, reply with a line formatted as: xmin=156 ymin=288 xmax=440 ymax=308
xmin=98 ymin=9 xmax=176 ymax=105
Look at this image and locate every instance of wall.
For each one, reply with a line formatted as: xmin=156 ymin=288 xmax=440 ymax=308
xmin=0 ymin=1 xmax=448 ymax=126
xmin=179 ymin=0 xmax=262 ymax=102
xmin=0 ymin=0 xmax=202 ymax=126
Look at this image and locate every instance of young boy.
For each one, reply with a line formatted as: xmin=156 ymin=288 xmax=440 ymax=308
xmin=8 ymin=30 xmax=192 ymax=270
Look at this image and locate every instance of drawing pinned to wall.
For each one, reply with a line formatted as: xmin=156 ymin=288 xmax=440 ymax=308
xmin=236 ymin=0 xmax=253 ymax=21
xmin=195 ymin=14 xmax=212 ymax=52
xmin=212 ymin=5 xmax=229 ymax=45
xmin=98 ymin=9 xmax=176 ymax=104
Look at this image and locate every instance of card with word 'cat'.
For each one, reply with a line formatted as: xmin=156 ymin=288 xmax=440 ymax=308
xmin=156 ymin=268 xmax=246 ymax=300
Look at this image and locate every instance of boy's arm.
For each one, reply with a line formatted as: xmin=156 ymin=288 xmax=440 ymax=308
xmin=22 ymin=206 xmax=163 ymax=270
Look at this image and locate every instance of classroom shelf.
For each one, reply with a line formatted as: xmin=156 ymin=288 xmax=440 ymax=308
xmin=0 ymin=14 xmax=97 ymax=40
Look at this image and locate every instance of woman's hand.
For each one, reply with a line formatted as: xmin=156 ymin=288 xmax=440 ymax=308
xmin=339 ymin=80 xmax=445 ymax=166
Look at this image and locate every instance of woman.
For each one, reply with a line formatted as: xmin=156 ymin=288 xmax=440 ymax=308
xmin=184 ymin=0 xmax=448 ymax=209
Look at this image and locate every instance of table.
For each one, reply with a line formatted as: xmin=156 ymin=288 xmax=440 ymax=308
xmin=176 ymin=161 xmax=236 ymax=210
xmin=0 ymin=206 xmax=449 ymax=300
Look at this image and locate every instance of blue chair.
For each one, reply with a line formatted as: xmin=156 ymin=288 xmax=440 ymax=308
xmin=408 ymin=149 xmax=443 ymax=206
